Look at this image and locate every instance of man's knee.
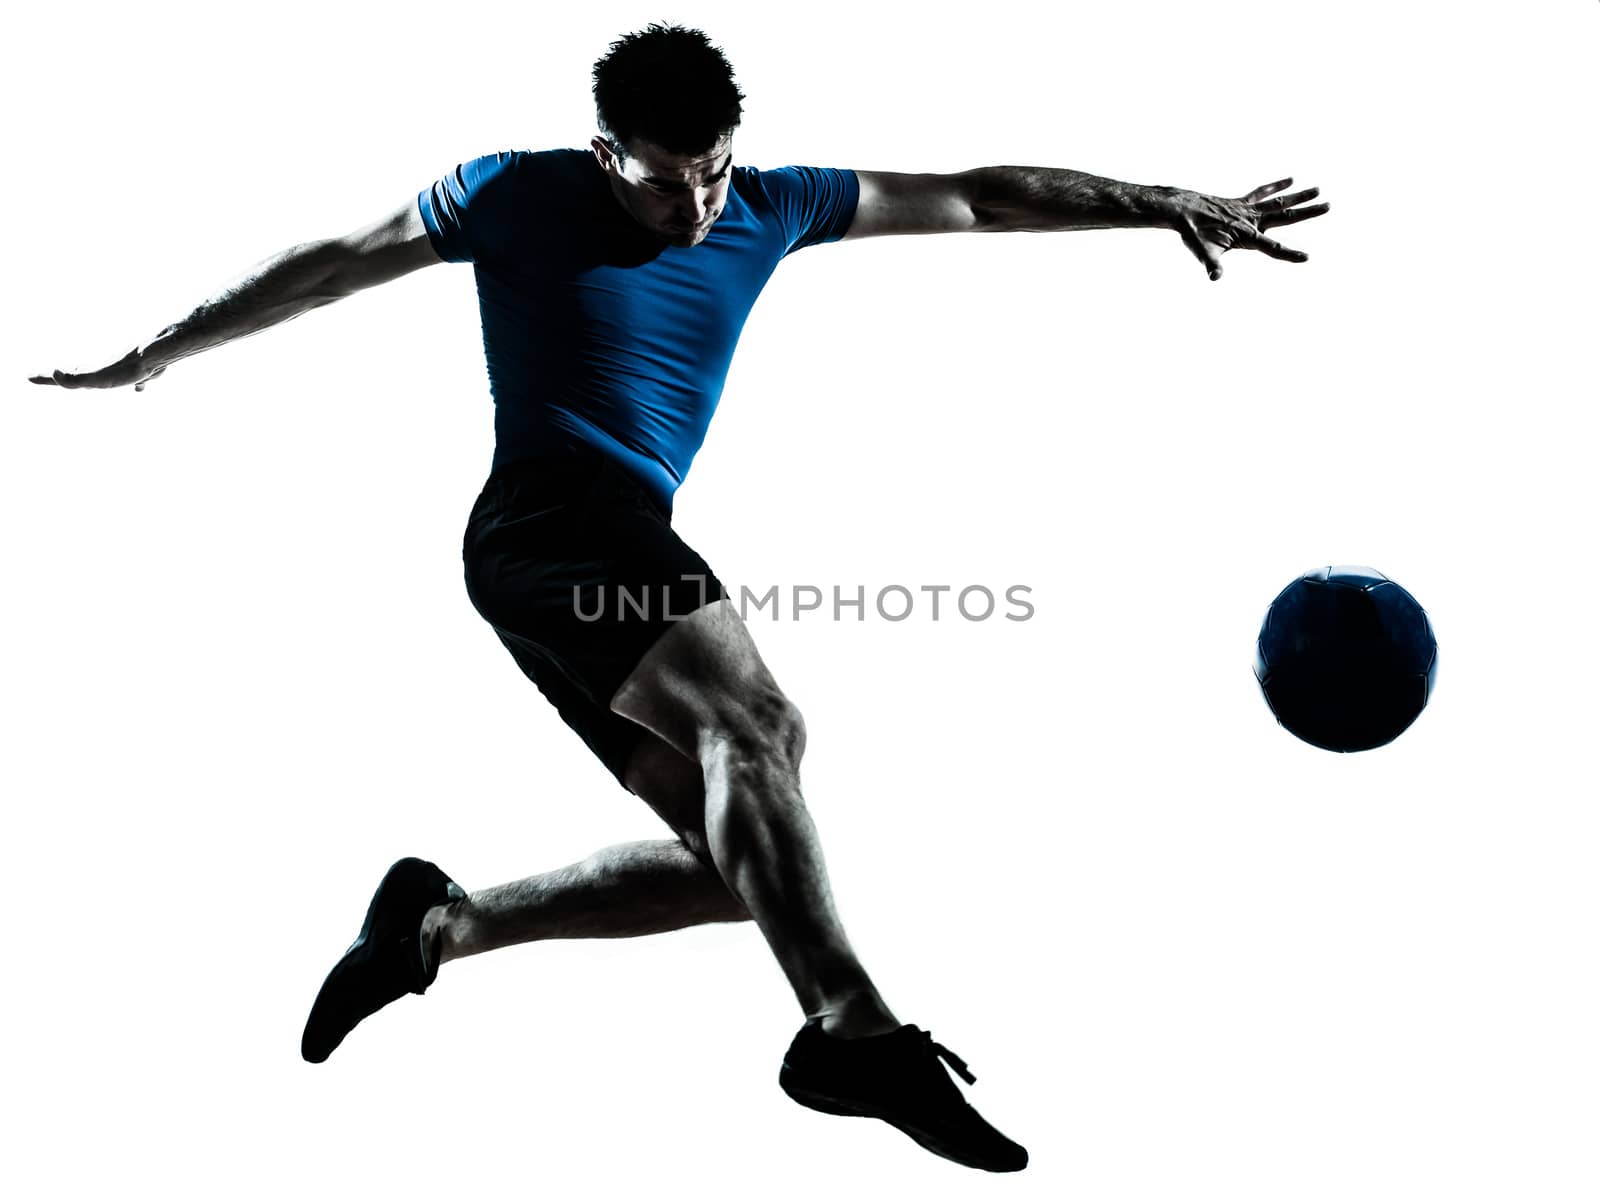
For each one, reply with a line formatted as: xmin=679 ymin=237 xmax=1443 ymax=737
xmin=675 ymin=824 xmax=715 ymax=868
xmin=712 ymin=687 xmax=807 ymax=772
xmin=623 ymin=735 xmax=708 ymax=834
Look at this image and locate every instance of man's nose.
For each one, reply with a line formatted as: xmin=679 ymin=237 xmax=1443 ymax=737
xmin=680 ymin=187 xmax=711 ymax=223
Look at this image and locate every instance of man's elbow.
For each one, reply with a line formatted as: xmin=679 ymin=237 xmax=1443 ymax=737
xmin=847 ymin=171 xmax=987 ymax=237
xmin=963 ymin=168 xmax=1031 ymax=232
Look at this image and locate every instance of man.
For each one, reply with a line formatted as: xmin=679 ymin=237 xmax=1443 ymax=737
xmin=30 ymin=23 xmax=1325 ymax=1173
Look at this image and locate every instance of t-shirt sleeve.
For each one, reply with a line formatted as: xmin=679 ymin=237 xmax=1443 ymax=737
xmin=753 ymin=165 xmax=861 ymax=256
xmin=416 ymin=152 xmax=521 ymax=264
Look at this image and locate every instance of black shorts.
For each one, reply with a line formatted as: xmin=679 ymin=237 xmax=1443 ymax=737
xmin=462 ymin=448 xmax=726 ymax=787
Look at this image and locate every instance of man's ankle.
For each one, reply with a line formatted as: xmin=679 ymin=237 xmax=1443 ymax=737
xmin=419 ymin=899 xmax=461 ymax=974
xmin=812 ymin=993 xmax=900 ymax=1040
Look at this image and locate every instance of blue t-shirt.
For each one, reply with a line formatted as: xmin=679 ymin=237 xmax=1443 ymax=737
xmin=417 ymin=149 xmax=860 ymax=511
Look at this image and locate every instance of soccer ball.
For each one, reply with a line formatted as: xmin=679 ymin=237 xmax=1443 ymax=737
xmin=1253 ymin=565 xmax=1438 ymax=752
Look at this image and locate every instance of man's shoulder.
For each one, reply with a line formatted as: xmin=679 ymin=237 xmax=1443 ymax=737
xmin=731 ymin=161 xmax=783 ymax=195
xmin=471 ymin=147 xmax=592 ymax=187
xmin=446 ymin=148 xmax=601 ymax=229
xmin=730 ymin=164 xmax=861 ymax=249
xmin=733 ymin=163 xmax=858 ymax=201
xmin=517 ymin=147 xmax=594 ymax=172
xmin=729 ymin=162 xmax=804 ymax=214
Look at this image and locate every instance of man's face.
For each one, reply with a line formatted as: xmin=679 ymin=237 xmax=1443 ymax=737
xmin=592 ymin=134 xmax=733 ymax=248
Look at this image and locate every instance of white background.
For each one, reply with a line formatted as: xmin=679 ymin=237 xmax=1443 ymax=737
xmin=4 ymin=2 xmax=1596 ymax=1192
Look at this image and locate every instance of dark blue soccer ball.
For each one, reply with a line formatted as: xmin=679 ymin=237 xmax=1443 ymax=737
xmin=1253 ymin=565 xmax=1438 ymax=752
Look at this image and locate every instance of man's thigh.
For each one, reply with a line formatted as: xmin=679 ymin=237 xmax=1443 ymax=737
xmin=462 ymin=450 xmax=727 ymax=792
xmin=608 ymin=598 xmax=804 ymax=767
xmin=490 ymin=626 xmax=651 ymax=788
xmin=487 ymin=627 xmax=710 ymax=858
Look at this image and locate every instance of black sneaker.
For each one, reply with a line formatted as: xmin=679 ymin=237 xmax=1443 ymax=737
xmin=300 ymin=857 xmax=465 ymax=1063
xmin=778 ymin=1020 xmax=1028 ymax=1172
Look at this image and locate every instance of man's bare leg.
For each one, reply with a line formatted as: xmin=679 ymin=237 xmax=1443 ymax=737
xmin=604 ymin=599 xmax=1025 ymax=1172
xmin=303 ymin=734 xmax=751 ymax=1063
xmin=423 ymin=838 xmax=747 ymax=966
xmin=421 ymin=731 xmax=749 ymax=968
xmin=608 ymin=598 xmax=899 ymax=1040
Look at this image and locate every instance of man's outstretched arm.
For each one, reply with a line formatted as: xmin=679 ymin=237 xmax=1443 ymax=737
xmin=844 ymin=167 xmax=1328 ymax=281
xmin=29 ymin=201 xmax=443 ymax=391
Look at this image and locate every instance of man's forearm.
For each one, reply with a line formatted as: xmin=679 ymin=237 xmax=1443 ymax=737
xmin=137 ymin=239 xmax=350 ymax=370
xmin=965 ymin=166 xmax=1182 ymax=233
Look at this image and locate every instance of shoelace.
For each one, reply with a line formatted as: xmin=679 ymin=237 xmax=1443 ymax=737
xmin=917 ymin=1028 xmax=977 ymax=1085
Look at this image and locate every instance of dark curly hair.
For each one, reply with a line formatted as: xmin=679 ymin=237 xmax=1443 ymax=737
xmin=592 ymin=24 xmax=745 ymax=161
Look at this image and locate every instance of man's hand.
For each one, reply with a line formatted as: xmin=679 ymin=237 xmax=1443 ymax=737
xmin=1161 ymin=178 xmax=1328 ymax=281
xmin=29 ymin=347 xmax=168 ymax=392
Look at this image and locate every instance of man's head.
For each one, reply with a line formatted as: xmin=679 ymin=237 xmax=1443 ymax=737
xmin=590 ymin=24 xmax=744 ymax=247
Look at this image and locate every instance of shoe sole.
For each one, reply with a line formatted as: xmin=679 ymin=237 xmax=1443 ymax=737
xmin=779 ymin=1068 xmax=1026 ymax=1173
